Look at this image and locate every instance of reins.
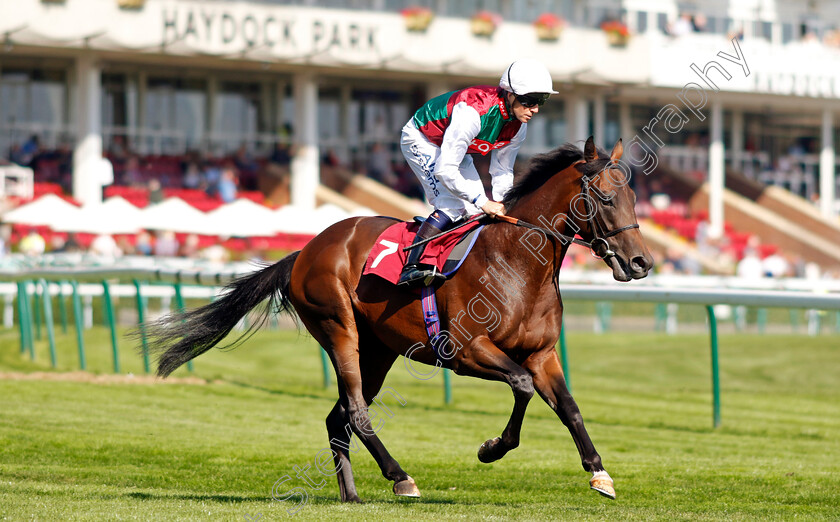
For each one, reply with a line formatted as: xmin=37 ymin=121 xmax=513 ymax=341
xmin=402 ymin=162 xmax=640 ymax=259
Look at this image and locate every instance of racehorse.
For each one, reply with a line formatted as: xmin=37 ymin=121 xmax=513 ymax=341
xmin=139 ymin=136 xmax=653 ymax=503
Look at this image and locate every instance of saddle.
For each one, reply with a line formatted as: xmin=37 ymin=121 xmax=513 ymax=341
xmin=362 ymin=217 xmax=484 ymax=285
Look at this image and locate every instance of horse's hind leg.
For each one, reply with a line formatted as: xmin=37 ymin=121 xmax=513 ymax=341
xmin=356 ymin=340 xmax=419 ymax=497
xmin=523 ymin=347 xmax=615 ymax=499
xmin=320 ymin=329 xmax=417 ymax=501
xmin=325 ymin=397 xmax=360 ymax=502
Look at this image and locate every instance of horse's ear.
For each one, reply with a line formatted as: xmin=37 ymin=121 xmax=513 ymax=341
xmin=610 ymin=139 xmax=623 ymax=162
xmin=584 ymin=136 xmax=598 ymax=162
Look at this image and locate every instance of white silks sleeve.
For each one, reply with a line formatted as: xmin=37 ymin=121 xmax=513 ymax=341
xmin=433 ymin=102 xmax=488 ymax=208
xmin=489 ymin=123 xmax=527 ymax=201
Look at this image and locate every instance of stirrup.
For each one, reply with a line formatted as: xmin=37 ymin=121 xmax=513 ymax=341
xmin=397 ymin=264 xmax=445 ymax=288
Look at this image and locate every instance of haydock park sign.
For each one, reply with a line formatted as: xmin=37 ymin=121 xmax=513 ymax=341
xmin=160 ymin=3 xmax=389 ymax=58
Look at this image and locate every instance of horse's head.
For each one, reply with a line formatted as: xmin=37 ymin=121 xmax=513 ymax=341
xmin=573 ymin=136 xmax=653 ymax=281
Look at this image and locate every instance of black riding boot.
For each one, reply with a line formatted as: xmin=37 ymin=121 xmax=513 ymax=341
xmin=397 ymin=219 xmax=447 ymax=288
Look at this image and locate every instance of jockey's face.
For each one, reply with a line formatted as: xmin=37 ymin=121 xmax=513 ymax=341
xmin=507 ymin=92 xmax=540 ymax=124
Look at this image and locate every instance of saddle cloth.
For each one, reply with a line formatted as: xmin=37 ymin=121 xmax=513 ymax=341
xmin=362 ymin=218 xmax=484 ymax=285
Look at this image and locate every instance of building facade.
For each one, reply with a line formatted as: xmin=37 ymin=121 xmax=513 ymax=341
xmin=1 ymin=0 xmax=839 ymax=237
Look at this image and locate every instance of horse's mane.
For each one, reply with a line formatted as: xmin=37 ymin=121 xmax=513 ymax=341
xmin=502 ymin=143 xmax=612 ymax=210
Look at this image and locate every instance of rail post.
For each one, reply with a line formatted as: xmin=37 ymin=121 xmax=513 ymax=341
xmin=757 ymin=308 xmax=767 ymax=334
xmin=71 ymin=281 xmax=86 ymax=371
xmin=706 ymin=305 xmax=721 ymax=428
xmin=33 ymin=284 xmax=42 ymax=341
xmin=443 ymin=369 xmax=453 ymax=404
xmin=57 ymin=280 xmax=68 ymax=333
xmin=318 ymin=345 xmax=330 ymax=388
xmin=24 ymin=282 xmax=35 ymax=360
xmin=41 ymin=280 xmax=57 ymax=368
xmin=654 ymin=302 xmax=666 ymax=331
xmin=559 ymin=322 xmax=571 ymax=393
xmin=133 ymin=280 xmax=151 ymax=374
xmin=102 ymin=280 xmax=120 ymax=373
xmin=173 ymin=283 xmax=194 ymax=372
xmin=789 ymin=309 xmax=799 ymax=332
xmin=16 ymin=282 xmax=28 ymax=354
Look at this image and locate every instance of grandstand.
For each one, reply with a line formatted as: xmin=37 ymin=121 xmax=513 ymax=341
xmin=1 ymin=0 xmax=839 ymax=276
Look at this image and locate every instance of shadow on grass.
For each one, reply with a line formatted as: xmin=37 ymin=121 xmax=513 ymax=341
xmin=125 ymin=491 xmax=265 ymax=503
xmin=125 ymin=491 xmax=458 ymax=506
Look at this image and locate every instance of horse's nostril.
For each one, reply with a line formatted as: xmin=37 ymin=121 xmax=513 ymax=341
xmin=630 ymin=255 xmax=650 ymax=273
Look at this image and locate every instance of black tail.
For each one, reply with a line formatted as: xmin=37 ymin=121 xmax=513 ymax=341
xmin=136 ymin=251 xmax=300 ymax=377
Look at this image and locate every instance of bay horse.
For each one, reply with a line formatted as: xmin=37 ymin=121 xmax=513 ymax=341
xmin=140 ymin=136 xmax=653 ymax=504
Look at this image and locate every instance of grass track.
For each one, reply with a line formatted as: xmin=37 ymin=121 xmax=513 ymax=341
xmin=1 ymin=327 xmax=839 ymax=520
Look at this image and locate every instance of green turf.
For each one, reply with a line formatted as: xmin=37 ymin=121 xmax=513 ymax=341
xmin=1 ymin=326 xmax=839 ymax=521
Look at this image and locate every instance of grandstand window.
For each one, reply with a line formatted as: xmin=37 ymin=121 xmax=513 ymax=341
xmin=145 ymin=77 xmax=206 ymax=153
xmin=782 ymin=22 xmax=794 ymax=43
xmin=102 ymin=73 xmax=128 ymax=129
xmin=637 ymin=11 xmax=648 ymax=33
xmin=0 ymin=68 xmax=66 ymax=126
xmin=506 ymin=0 xmax=572 ymax=23
xmin=0 ymin=67 xmax=68 ymax=154
xmin=213 ymin=80 xmax=261 ymax=153
xmin=605 ymin=103 xmax=620 ymax=147
xmin=657 ymin=13 xmax=668 ymax=33
xmin=753 ymin=20 xmax=773 ymax=40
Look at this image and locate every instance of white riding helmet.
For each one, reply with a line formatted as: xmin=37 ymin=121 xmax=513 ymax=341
xmin=499 ymin=58 xmax=559 ymax=95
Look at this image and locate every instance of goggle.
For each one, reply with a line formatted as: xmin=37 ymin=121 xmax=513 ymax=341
xmin=515 ymin=92 xmax=550 ymax=108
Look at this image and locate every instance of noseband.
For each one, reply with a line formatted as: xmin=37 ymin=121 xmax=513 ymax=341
xmin=498 ymin=170 xmax=639 ymax=260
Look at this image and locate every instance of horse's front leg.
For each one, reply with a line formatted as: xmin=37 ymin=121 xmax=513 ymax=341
xmin=450 ymin=337 xmax=534 ymax=463
xmin=523 ymin=347 xmax=615 ymax=499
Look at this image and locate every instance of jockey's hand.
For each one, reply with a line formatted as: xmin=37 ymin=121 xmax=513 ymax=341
xmin=481 ymin=200 xmax=506 ymax=218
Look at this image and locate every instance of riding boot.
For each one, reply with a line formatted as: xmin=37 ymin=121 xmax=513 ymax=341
xmin=397 ymin=212 xmax=452 ymax=288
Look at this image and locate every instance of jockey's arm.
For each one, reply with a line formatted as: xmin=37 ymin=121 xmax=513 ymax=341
xmin=489 ymin=124 xmax=527 ymax=201
xmin=434 ymin=103 xmax=488 ymax=207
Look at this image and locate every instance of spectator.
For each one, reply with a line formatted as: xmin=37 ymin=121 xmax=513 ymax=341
xmin=762 ymin=251 xmax=790 ymax=277
xmin=366 ymin=143 xmax=394 ymax=184
xmin=90 ymin=234 xmax=122 ymax=258
xmin=53 ymin=232 xmax=83 ymax=253
xmin=271 ymin=142 xmax=293 ymax=166
xmin=20 ymin=230 xmax=46 ymax=256
xmin=109 ymin=135 xmax=129 ymax=161
xmin=182 ymin=161 xmax=202 ymax=189
xmin=20 ymin=135 xmax=40 ymax=166
xmin=116 ymin=236 xmax=136 ymax=256
xmin=218 ymin=167 xmax=238 ymax=203
xmin=691 ymin=13 xmax=708 ymax=32
xmin=736 ymin=246 xmax=763 ymax=279
xmin=122 ymin=156 xmax=144 ymax=187
xmin=179 ymin=234 xmax=201 ymax=258
xmin=0 ymin=224 xmax=9 ymax=258
xmin=201 ymin=243 xmax=230 ymax=265
xmin=148 ymin=179 xmax=165 ymax=205
xmin=203 ymin=163 xmax=222 ymax=197
xmin=322 ymin=148 xmax=342 ymax=168
xmin=667 ymin=13 xmax=693 ymax=37
xmin=135 ymin=231 xmax=153 ymax=256
xmin=153 ymin=230 xmax=179 ymax=257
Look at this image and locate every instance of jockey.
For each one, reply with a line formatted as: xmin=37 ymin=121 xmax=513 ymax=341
xmin=397 ymin=58 xmax=558 ymax=287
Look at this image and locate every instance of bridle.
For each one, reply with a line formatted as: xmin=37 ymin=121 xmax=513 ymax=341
xmin=497 ymin=166 xmax=639 ymax=260
xmin=578 ymin=172 xmax=640 ymax=260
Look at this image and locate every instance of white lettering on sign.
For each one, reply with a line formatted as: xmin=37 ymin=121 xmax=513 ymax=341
xmin=161 ymin=7 xmax=379 ymax=54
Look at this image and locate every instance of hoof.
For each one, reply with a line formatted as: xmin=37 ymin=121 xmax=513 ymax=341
xmin=342 ymin=494 xmax=362 ymax=503
xmin=589 ymin=470 xmax=616 ymax=500
xmin=393 ymin=476 xmax=421 ymax=498
xmin=477 ymin=437 xmax=504 ymax=463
